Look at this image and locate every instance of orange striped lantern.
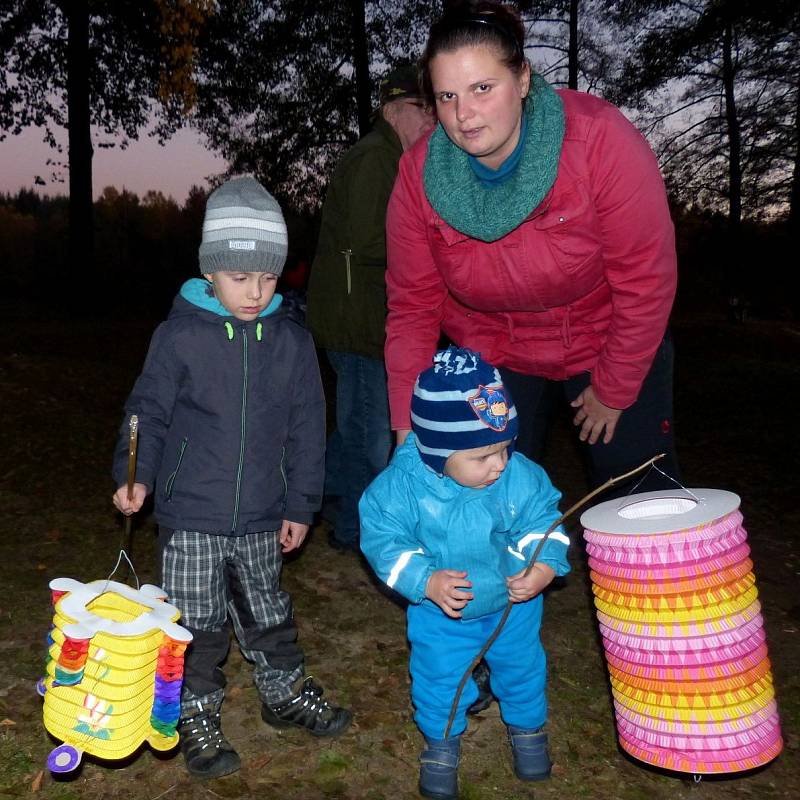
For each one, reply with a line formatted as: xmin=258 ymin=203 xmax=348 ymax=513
xmin=580 ymin=489 xmax=782 ymax=774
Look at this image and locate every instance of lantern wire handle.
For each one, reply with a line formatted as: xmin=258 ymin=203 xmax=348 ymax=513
xmin=102 ymin=549 xmax=140 ymax=591
xmin=623 ymin=459 xmax=700 ymax=503
xmin=442 ymin=453 xmax=666 ymax=739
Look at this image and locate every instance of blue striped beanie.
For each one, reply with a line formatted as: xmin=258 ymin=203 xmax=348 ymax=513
xmin=411 ymin=346 xmax=518 ymax=474
xmin=199 ymin=176 xmax=288 ymax=275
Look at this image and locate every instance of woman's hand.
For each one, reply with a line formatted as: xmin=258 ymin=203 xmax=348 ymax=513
xmin=425 ymin=569 xmax=473 ymax=618
xmin=570 ymin=386 xmax=622 ymax=444
xmin=507 ymin=563 xmax=555 ymax=603
xmin=396 ymin=428 xmax=411 ymax=446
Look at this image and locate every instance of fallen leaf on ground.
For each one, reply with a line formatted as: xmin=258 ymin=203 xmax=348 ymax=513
xmin=30 ymin=770 xmax=44 ymax=792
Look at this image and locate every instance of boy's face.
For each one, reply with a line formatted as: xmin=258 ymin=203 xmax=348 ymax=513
xmin=204 ymin=271 xmax=278 ymax=321
xmin=444 ymin=440 xmax=511 ymax=489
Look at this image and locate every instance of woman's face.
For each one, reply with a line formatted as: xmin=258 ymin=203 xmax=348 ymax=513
xmin=429 ymin=45 xmax=530 ymax=169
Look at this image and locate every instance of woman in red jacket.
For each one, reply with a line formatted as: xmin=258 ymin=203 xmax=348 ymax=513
xmin=385 ymin=0 xmax=679 ymax=493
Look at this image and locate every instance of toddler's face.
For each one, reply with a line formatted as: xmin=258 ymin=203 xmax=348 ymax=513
xmin=444 ymin=440 xmax=511 ymax=489
xmin=204 ymin=271 xmax=278 ymax=321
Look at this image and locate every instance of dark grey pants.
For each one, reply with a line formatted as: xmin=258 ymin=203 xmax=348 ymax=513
xmin=499 ymin=333 xmax=680 ymax=498
xmin=159 ymin=528 xmax=304 ymax=715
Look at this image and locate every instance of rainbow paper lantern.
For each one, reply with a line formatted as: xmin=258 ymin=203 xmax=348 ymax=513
xmin=39 ymin=578 xmax=192 ymax=774
xmin=580 ymin=489 xmax=782 ymax=774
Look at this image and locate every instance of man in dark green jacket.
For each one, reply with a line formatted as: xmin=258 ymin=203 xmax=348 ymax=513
xmin=307 ymin=65 xmax=433 ymax=551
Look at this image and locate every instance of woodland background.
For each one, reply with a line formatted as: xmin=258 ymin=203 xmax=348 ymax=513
xmin=1 ymin=0 xmax=799 ymax=318
xmin=0 ymin=1 xmax=798 ymax=798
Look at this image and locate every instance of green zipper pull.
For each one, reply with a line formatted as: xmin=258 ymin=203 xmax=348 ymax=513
xmin=256 ymin=322 xmax=263 ymax=341
xmin=224 ymin=321 xmax=234 ymax=341
xmin=341 ymin=249 xmax=352 ymax=295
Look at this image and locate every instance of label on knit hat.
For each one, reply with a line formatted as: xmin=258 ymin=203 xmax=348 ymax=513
xmin=229 ymin=240 xmax=256 ymax=250
xmin=469 ymin=386 xmax=510 ymax=432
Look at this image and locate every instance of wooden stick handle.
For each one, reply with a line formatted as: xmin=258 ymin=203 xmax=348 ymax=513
xmin=442 ymin=452 xmax=667 ymax=738
xmin=125 ymin=415 xmax=139 ymax=501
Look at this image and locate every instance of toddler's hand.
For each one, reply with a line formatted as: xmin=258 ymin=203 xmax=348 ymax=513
xmin=113 ymin=482 xmax=147 ymax=515
xmin=280 ymin=520 xmax=309 ymax=553
xmin=507 ymin=563 xmax=555 ymax=603
xmin=425 ymin=569 xmax=473 ymax=619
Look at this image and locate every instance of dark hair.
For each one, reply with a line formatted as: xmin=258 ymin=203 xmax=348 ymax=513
xmin=420 ymin=1 xmax=527 ymax=104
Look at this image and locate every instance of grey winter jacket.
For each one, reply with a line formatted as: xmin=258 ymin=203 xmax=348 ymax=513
xmin=112 ymin=280 xmax=325 ymax=534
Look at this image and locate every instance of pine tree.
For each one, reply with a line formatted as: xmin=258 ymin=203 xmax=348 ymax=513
xmin=0 ymin=0 xmax=212 ymax=276
xmin=192 ymin=0 xmax=438 ymax=213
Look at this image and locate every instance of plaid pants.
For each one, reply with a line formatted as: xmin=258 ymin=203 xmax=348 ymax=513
xmin=160 ymin=528 xmax=304 ymax=715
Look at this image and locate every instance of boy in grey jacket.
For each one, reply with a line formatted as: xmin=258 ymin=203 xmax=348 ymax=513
xmin=112 ymin=176 xmax=351 ymax=779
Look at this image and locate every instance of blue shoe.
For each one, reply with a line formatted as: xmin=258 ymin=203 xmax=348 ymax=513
xmin=419 ymin=736 xmax=460 ymax=800
xmin=507 ymin=725 xmax=551 ymax=781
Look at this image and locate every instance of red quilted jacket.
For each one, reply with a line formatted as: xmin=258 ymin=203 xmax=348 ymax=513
xmin=385 ymin=89 xmax=677 ymax=430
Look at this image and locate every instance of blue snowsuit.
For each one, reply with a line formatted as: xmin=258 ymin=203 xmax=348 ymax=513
xmin=359 ymin=435 xmax=570 ymax=739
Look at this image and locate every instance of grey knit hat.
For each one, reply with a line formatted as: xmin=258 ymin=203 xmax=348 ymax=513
xmin=199 ymin=176 xmax=288 ymax=275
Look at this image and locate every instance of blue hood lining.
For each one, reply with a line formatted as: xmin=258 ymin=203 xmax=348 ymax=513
xmin=180 ymin=277 xmax=283 ymax=318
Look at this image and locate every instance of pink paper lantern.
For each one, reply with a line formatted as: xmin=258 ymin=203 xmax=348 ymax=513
xmin=581 ymin=489 xmax=783 ymax=775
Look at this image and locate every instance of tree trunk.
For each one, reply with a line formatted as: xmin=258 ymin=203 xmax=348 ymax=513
xmin=790 ymin=71 xmax=800 ymax=233
xmin=349 ymin=0 xmax=372 ymax=139
xmin=568 ymin=0 xmax=579 ymax=90
xmin=722 ymin=18 xmax=743 ymax=306
xmin=65 ymin=0 xmax=94 ymax=276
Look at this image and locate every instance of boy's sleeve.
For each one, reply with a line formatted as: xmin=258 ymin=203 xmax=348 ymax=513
xmin=111 ymin=323 xmax=179 ymax=492
xmin=282 ymin=333 xmax=326 ymax=525
xmin=359 ymin=470 xmax=436 ymax=604
xmin=507 ymin=458 xmax=571 ymax=577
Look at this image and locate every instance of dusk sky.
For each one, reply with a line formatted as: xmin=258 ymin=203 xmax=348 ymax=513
xmin=0 ymin=124 xmax=228 ymax=203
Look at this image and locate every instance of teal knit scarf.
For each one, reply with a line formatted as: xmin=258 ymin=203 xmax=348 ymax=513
xmin=423 ymin=74 xmax=565 ymax=243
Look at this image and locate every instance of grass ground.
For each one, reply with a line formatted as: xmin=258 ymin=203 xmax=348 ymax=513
xmin=0 ymin=306 xmax=797 ymax=799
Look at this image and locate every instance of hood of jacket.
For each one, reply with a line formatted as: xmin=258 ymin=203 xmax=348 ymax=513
xmin=174 ymin=277 xmax=284 ymax=322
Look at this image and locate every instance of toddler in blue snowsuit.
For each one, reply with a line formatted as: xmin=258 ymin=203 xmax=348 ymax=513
xmin=359 ymin=346 xmax=570 ymax=799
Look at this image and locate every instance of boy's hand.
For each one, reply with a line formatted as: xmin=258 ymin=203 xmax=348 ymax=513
xmin=113 ymin=482 xmax=147 ymax=515
xmin=425 ymin=569 xmax=473 ymax=619
xmin=507 ymin=563 xmax=555 ymax=603
xmin=280 ymin=520 xmax=309 ymax=553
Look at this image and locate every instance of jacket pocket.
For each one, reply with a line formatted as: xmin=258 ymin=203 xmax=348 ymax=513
xmin=164 ymin=437 xmax=188 ymax=502
xmin=428 ymin=215 xmax=478 ymax=297
xmin=532 ymin=179 xmax=602 ymax=276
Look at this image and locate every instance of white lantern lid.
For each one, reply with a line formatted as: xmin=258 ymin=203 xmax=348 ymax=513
xmin=579 ymin=489 xmax=740 ymax=535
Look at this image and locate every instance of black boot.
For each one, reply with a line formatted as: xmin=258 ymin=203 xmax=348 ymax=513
xmin=466 ymin=659 xmax=494 ymax=715
xmin=261 ymin=676 xmax=352 ymax=736
xmin=178 ymin=708 xmax=240 ymax=779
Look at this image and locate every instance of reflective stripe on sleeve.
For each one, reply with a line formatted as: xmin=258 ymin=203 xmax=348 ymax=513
xmin=387 ymin=548 xmax=425 ymax=588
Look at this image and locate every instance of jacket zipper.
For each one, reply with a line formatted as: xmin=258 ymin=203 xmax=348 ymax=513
xmin=232 ymin=328 xmax=248 ymax=531
xmin=341 ymin=249 xmax=352 ymax=295
xmin=165 ymin=437 xmax=189 ymax=501
xmin=279 ymin=445 xmax=288 ymax=505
